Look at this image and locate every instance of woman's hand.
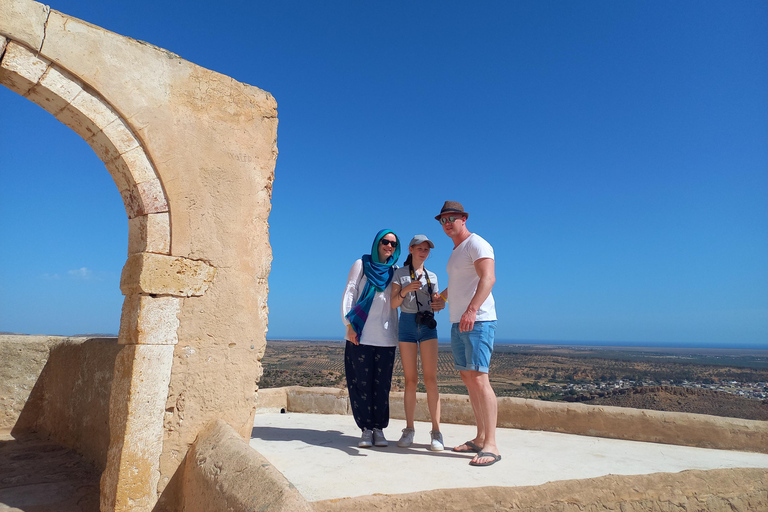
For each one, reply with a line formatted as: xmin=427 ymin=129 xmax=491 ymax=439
xmin=401 ymin=280 xmax=422 ymax=295
xmin=346 ymin=324 xmax=359 ymax=345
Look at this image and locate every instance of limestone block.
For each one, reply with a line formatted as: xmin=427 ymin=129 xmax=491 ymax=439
xmin=286 ymin=387 xmax=350 ymax=416
xmin=86 ymin=126 xmax=122 ymax=162
xmin=0 ymin=40 xmax=48 ymax=95
xmin=86 ymin=116 xmax=140 ymax=163
xmin=136 ymin=179 xmax=169 ymax=214
xmin=101 ymin=344 xmax=174 ymax=512
xmin=255 ymin=388 xmax=288 ymax=413
xmin=105 ymin=147 xmax=157 ymax=195
xmin=25 ymin=64 xmax=84 ymax=116
xmin=183 ymin=420 xmax=312 ymax=512
xmin=118 ymin=179 xmax=169 ymax=219
xmin=120 ymin=145 xmax=159 ymax=185
xmin=119 ymin=295 xmax=180 ymax=345
xmin=106 ymin=159 xmax=168 ymax=222
xmin=0 ymin=335 xmax=59 ymax=432
xmin=119 ymin=187 xmax=143 ymax=219
xmin=0 ymin=0 xmax=48 ymax=51
xmin=55 ymin=85 xmax=118 ymax=142
xmin=128 ymin=213 xmax=171 ymax=255
xmin=1 ymin=35 xmax=6 ymax=52
xmin=120 ymin=252 xmax=216 ymax=297
xmin=105 ymin=157 xmax=133 ymax=197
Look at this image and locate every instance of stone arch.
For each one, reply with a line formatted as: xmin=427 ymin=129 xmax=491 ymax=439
xmin=1 ymin=2 xmax=277 ymax=510
xmin=0 ymin=39 xmax=171 ymax=257
xmin=1 ymin=34 xmax=182 ymax=510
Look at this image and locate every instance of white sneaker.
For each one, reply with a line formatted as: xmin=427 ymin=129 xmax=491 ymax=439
xmin=359 ymin=428 xmax=373 ymax=448
xmin=429 ymin=430 xmax=444 ymax=451
xmin=397 ymin=427 xmax=415 ymax=447
xmin=372 ymin=428 xmax=388 ymax=447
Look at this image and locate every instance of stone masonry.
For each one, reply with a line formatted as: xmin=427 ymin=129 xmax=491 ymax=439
xmin=0 ymin=0 xmax=278 ymax=510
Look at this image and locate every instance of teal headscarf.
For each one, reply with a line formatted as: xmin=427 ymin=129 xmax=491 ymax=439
xmin=345 ymin=229 xmax=400 ymax=337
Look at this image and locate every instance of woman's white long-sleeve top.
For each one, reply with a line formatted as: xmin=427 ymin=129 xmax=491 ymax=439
xmin=341 ymin=259 xmax=399 ymax=347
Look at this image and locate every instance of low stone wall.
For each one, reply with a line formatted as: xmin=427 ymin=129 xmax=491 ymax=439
xmin=182 ymin=419 xmax=311 ymax=512
xmin=0 ymin=335 xmax=59 ymax=432
xmin=312 ymin=467 xmax=768 ymax=512
xmin=0 ymin=334 xmax=120 ymax=470
xmin=256 ymin=386 xmax=768 ymax=454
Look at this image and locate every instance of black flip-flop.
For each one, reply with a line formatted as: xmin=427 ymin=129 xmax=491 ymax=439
xmin=469 ymin=452 xmax=501 ymax=467
xmin=452 ymin=440 xmax=481 ymax=453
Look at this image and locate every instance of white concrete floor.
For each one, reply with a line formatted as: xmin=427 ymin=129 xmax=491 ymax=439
xmin=250 ymin=412 xmax=768 ymax=502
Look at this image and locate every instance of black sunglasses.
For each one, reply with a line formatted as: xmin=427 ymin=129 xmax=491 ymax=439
xmin=380 ymin=239 xmax=398 ymax=247
xmin=439 ymin=215 xmax=461 ymax=225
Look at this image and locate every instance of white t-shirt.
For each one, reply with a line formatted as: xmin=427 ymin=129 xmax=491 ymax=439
xmin=341 ymin=259 xmax=399 ymax=347
xmin=392 ymin=266 xmax=440 ymax=314
xmin=446 ymin=233 xmax=497 ymax=323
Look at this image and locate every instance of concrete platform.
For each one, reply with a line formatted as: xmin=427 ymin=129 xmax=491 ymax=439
xmin=250 ymin=412 xmax=768 ymax=503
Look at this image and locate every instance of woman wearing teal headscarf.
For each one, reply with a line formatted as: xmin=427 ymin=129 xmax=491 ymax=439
xmin=341 ymin=229 xmax=401 ymax=448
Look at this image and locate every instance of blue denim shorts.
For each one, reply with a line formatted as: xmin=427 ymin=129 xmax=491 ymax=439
xmin=398 ymin=312 xmax=439 ymax=343
xmin=451 ymin=321 xmax=497 ymax=373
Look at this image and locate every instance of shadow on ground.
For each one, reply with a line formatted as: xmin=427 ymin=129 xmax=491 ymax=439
xmin=0 ymin=433 xmax=99 ymax=512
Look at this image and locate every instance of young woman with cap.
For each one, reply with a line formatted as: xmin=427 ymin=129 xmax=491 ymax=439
xmin=341 ymin=229 xmax=401 ymax=448
xmin=390 ymin=235 xmax=446 ymax=451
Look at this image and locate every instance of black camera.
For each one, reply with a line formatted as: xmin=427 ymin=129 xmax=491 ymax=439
xmin=414 ymin=311 xmax=437 ymax=329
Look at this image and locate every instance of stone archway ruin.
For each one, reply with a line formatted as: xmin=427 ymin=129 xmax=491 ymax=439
xmin=1 ymin=0 xmax=277 ymax=510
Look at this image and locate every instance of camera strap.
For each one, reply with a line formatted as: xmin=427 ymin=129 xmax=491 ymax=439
xmin=408 ymin=264 xmax=433 ymax=312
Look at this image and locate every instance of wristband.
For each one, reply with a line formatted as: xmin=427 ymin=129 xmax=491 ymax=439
xmin=399 ymin=292 xmax=406 ymax=299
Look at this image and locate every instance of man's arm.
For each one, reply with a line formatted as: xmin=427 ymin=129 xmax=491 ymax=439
xmin=459 ymin=257 xmax=496 ymax=332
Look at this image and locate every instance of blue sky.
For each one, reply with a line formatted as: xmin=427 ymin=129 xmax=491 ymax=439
xmin=1 ymin=1 xmax=766 ymax=348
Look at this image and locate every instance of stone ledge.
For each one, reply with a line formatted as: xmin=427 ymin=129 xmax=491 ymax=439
xmin=257 ymin=386 xmax=768 ymax=454
xmin=312 ymin=467 xmax=768 ymax=512
xmin=120 ymin=252 xmax=216 ymax=297
xmin=183 ymin=419 xmax=311 ymax=512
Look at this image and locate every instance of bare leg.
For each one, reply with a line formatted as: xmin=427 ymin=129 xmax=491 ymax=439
xmin=459 ymin=370 xmax=486 ymax=447
xmin=464 ymin=370 xmax=499 ymax=463
xmin=399 ymin=342 xmax=419 ymax=429
xmin=419 ymin=338 xmax=441 ymax=431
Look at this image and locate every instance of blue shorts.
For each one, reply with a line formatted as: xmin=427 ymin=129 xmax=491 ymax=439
xmin=398 ymin=312 xmax=438 ymax=343
xmin=451 ymin=321 xmax=497 ymax=373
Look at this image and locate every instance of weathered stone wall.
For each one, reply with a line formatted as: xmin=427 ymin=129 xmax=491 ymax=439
xmin=182 ymin=420 xmax=312 ymax=512
xmin=258 ymin=386 xmax=768 ymax=454
xmin=0 ymin=335 xmax=59 ymax=433
xmin=0 ymin=335 xmax=120 ymax=470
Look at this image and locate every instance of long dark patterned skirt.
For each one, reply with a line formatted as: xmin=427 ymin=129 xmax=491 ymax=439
xmin=344 ymin=340 xmax=396 ymax=431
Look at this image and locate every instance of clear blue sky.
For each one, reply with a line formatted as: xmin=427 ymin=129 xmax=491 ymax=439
xmin=1 ymin=1 xmax=766 ymax=348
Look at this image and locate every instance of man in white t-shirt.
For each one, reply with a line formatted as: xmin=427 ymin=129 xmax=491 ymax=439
xmin=434 ymin=200 xmax=500 ymax=467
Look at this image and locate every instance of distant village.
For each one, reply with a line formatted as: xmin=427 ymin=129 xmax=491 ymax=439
xmin=555 ymin=378 xmax=768 ymax=401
